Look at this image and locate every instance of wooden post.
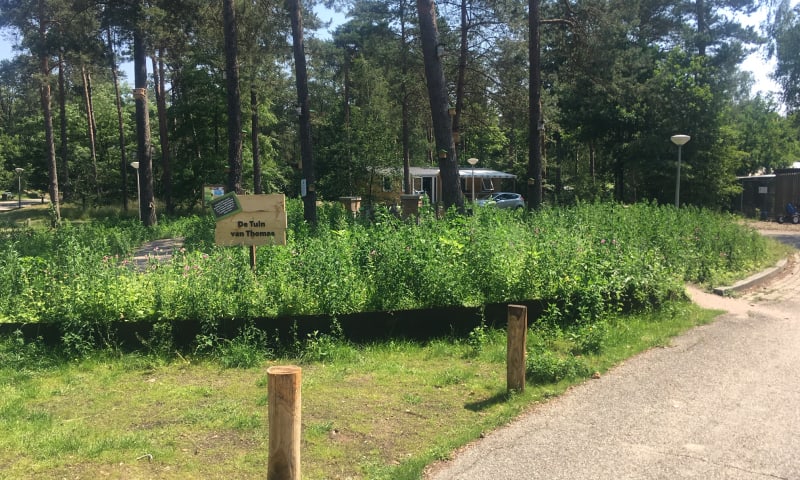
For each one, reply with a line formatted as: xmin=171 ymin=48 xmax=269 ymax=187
xmin=507 ymin=304 xmax=527 ymax=392
xmin=267 ymin=365 xmax=302 ymax=480
xmin=250 ymin=245 xmax=257 ymax=271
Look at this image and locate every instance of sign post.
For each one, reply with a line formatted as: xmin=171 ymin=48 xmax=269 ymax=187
xmin=211 ymin=194 xmax=287 ymax=270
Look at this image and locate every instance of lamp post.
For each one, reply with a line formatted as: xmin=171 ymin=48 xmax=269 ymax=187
xmin=467 ymin=158 xmax=479 ymax=202
xmin=670 ymin=134 xmax=690 ymax=208
xmin=14 ymin=168 xmax=23 ymax=209
xmin=130 ymin=161 xmax=141 ymax=220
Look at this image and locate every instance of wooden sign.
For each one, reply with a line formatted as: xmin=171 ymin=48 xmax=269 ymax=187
xmin=214 ymin=194 xmax=287 ymax=246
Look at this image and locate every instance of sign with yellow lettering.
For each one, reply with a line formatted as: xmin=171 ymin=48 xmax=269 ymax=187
xmin=214 ymin=194 xmax=287 ymax=246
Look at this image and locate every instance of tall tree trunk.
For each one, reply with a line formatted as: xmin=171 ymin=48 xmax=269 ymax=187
xmin=416 ymin=0 xmax=464 ymax=211
xmin=57 ymin=50 xmax=71 ymax=203
xmin=401 ymin=0 xmax=411 ymax=195
xmin=38 ymin=3 xmax=60 ymax=224
xmin=696 ymin=0 xmax=707 ymax=56
xmin=251 ymin=82 xmax=263 ymax=194
xmin=554 ymin=133 xmax=562 ymax=205
xmin=453 ymin=0 xmax=469 ymax=156
xmin=133 ymin=23 xmax=156 ymax=226
xmin=107 ymin=27 xmax=128 ymax=212
xmin=223 ymin=0 xmax=244 ymax=194
xmin=528 ymin=0 xmax=543 ymax=209
xmin=287 ymin=0 xmax=317 ymax=224
xmin=152 ymin=53 xmax=173 ymax=213
xmin=614 ymin=158 xmax=624 ymax=201
xmin=81 ymin=64 xmax=100 ymax=197
xmin=343 ymin=46 xmax=353 ymax=192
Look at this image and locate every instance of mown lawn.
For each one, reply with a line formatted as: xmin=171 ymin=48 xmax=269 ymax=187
xmin=0 ymin=301 xmax=720 ymax=479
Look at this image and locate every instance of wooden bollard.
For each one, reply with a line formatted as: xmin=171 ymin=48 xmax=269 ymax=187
xmin=267 ymin=365 xmax=302 ymax=480
xmin=507 ymin=305 xmax=527 ymax=392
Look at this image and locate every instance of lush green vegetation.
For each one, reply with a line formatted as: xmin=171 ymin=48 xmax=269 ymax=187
xmin=0 ymin=201 xmax=777 ymax=342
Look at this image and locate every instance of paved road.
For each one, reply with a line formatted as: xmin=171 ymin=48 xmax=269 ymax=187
xmin=427 ymin=228 xmax=800 ymax=480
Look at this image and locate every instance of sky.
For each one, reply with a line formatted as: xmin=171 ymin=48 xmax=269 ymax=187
xmin=0 ymin=7 xmax=786 ymax=105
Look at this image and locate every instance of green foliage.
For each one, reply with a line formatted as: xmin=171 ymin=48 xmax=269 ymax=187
xmin=0 ymin=330 xmax=55 ymax=372
xmin=0 ymin=201 xmax=777 ymax=357
xmin=465 ymin=320 xmax=490 ymax=358
xmin=216 ymin=323 xmax=272 ymax=369
xmin=526 ymin=351 xmax=592 ymax=384
xmin=772 ymin=0 xmax=800 ymax=112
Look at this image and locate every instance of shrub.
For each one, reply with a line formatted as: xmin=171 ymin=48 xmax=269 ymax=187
xmin=526 ymin=350 xmax=592 ymax=384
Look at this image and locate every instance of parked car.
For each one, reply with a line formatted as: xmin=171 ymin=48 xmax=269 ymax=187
xmin=476 ymin=192 xmax=525 ymax=209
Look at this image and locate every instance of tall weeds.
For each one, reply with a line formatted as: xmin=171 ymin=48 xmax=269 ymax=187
xmin=0 ymin=201 xmax=773 ymax=333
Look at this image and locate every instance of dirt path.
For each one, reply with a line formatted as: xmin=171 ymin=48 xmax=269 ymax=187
xmin=131 ymin=237 xmax=185 ymax=270
xmin=688 ymin=222 xmax=800 ymax=315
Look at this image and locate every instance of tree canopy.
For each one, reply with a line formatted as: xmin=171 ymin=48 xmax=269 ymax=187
xmin=0 ymin=0 xmax=796 ymax=216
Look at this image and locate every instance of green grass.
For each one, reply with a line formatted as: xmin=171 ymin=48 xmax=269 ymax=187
xmin=0 ymin=300 xmax=719 ymax=479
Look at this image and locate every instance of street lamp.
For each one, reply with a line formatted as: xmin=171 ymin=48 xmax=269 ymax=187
xmin=670 ymin=134 xmax=690 ymax=208
xmin=467 ymin=158 xmax=479 ymax=203
xmin=14 ymin=168 xmax=23 ymax=209
xmin=130 ymin=161 xmax=141 ymax=220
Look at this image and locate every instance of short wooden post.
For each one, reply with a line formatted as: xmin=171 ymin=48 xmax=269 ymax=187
xmin=507 ymin=304 xmax=527 ymax=392
xmin=267 ymin=365 xmax=302 ymax=480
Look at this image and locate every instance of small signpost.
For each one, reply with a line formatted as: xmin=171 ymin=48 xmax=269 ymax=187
xmin=211 ymin=193 xmax=287 ymax=269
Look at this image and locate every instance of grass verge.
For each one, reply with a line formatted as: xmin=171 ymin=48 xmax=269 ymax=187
xmin=0 ymin=300 xmax=719 ymax=479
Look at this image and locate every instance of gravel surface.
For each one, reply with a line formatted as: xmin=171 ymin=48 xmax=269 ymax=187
xmin=427 ymin=224 xmax=800 ymax=480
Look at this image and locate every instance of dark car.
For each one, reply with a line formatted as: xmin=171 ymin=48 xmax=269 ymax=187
xmin=476 ymin=192 xmax=525 ymax=209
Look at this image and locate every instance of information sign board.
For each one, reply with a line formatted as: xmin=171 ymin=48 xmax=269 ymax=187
xmin=210 ymin=192 xmax=242 ymax=220
xmin=214 ymin=194 xmax=287 ymax=246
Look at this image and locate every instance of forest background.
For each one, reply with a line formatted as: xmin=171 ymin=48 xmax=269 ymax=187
xmin=3 ymin=0 xmax=800 ymax=218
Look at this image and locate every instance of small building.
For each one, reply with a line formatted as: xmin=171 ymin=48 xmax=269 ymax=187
xmin=735 ymin=174 xmax=775 ymax=218
xmin=774 ymin=168 xmax=800 ymax=215
xmin=370 ymin=166 xmax=517 ymax=205
xmin=736 ymin=166 xmax=800 ymax=219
